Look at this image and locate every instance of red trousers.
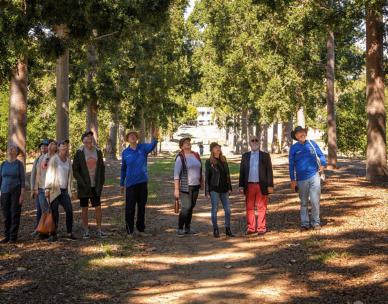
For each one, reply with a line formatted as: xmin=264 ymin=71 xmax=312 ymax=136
xmin=246 ymin=183 xmax=268 ymax=233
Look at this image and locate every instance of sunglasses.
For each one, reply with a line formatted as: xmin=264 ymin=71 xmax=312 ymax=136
xmin=250 ymin=139 xmax=259 ymax=143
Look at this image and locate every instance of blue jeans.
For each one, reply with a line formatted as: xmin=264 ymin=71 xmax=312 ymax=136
xmin=297 ymin=173 xmax=321 ymax=227
xmin=38 ymin=188 xmax=49 ymax=214
xmin=34 ymin=195 xmax=41 ymax=229
xmin=210 ymin=191 xmax=231 ymax=229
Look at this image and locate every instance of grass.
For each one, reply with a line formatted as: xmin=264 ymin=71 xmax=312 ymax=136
xmin=311 ymin=250 xmax=352 ymax=264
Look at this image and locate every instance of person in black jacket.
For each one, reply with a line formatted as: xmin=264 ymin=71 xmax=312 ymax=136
xmin=73 ymin=131 xmax=105 ymax=239
xmin=205 ymin=142 xmax=234 ymax=238
xmin=239 ymin=136 xmax=274 ymax=235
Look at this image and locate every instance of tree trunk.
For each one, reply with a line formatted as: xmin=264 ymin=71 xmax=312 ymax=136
xmin=8 ymin=57 xmax=27 ymax=165
xmin=105 ymin=109 xmax=118 ymax=160
xmin=118 ymin=124 xmax=126 ymax=156
xmin=255 ymin=123 xmax=261 ymax=138
xmin=327 ymin=29 xmax=337 ymax=169
xmin=233 ymin=115 xmax=240 ymax=154
xmin=241 ymin=109 xmax=249 ymax=153
xmin=86 ymin=43 xmax=98 ymax=144
xmin=297 ymin=107 xmax=305 ymax=127
xmin=55 ymin=24 xmax=69 ymax=141
xmin=281 ymin=118 xmax=293 ymax=152
xmin=139 ymin=109 xmax=146 ymax=144
xmin=271 ymin=121 xmax=280 ymax=153
xmin=366 ymin=3 xmax=387 ymax=180
xmin=260 ymin=123 xmax=268 ymax=152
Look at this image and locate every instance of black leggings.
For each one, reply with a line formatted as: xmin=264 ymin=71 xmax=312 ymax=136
xmin=1 ymin=187 xmax=22 ymax=241
xmin=178 ymin=186 xmax=200 ymax=230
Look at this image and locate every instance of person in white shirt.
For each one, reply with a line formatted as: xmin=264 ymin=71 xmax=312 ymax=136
xmin=45 ymin=140 xmax=75 ymax=242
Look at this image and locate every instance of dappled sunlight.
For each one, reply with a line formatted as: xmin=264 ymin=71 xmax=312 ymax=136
xmin=0 ymin=278 xmax=33 ymax=290
xmin=2 ymin=155 xmax=386 ymax=303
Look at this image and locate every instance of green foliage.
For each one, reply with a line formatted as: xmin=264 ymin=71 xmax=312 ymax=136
xmin=322 ymin=79 xmax=367 ymax=157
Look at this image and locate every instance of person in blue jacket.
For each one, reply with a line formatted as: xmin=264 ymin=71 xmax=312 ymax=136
xmin=120 ymin=129 xmax=158 ymax=237
xmin=289 ymin=126 xmax=327 ymax=230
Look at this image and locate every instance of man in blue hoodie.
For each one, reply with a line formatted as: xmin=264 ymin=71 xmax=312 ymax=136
xmin=289 ymin=126 xmax=327 ymax=230
xmin=120 ymin=129 xmax=158 ymax=237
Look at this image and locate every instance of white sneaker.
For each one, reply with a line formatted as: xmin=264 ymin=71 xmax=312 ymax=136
xmin=83 ymin=231 xmax=90 ymax=239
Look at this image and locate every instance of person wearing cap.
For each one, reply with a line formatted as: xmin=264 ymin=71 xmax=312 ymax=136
xmin=45 ymin=140 xmax=75 ymax=241
xmin=33 ymin=140 xmax=58 ymax=237
xmin=0 ymin=144 xmax=25 ymax=243
xmin=30 ymin=139 xmax=49 ymax=234
xmin=239 ymin=135 xmax=274 ymax=235
xmin=289 ymin=126 xmax=327 ymax=230
xmin=120 ymin=129 xmax=158 ymax=237
xmin=73 ymin=131 xmax=106 ymax=239
xmin=174 ymin=137 xmax=203 ymax=237
xmin=205 ymin=142 xmax=234 ymax=238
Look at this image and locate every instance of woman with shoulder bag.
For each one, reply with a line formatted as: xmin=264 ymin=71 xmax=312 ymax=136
xmin=174 ymin=137 xmax=203 ymax=237
xmin=205 ymin=142 xmax=234 ymax=238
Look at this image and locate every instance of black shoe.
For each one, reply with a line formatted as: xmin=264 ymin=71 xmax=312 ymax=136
xmin=213 ymin=228 xmax=220 ymax=238
xmin=8 ymin=239 xmax=17 ymax=244
xmin=0 ymin=238 xmax=10 ymax=244
xmin=225 ymin=227 xmax=235 ymax=237
xmin=300 ymin=226 xmax=310 ymax=231
xmin=66 ymin=233 xmax=77 ymax=240
xmin=185 ymin=228 xmax=198 ymax=235
xmin=48 ymin=235 xmax=58 ymax=242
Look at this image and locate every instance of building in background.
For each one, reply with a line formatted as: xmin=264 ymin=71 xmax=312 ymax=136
xmin=197 ymin=107 xmax=214 ymax=126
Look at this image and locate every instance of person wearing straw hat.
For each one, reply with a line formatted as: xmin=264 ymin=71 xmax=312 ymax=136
xmin=289 ymin=126 xmax=327 ymax=230
xmin=120 ymin=129 xmax=158 ymax=237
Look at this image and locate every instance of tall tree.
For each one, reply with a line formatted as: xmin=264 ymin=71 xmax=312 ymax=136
xmin=8 ymin=58 xmax=27 ymax=163
xmin=365 ymin=0 xmax=387 ymax=180
xmin=326 ymin=29 xmax=337 ymax=168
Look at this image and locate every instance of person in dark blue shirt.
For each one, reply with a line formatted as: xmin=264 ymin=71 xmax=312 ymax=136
xmin=289 ymin=126 xmax=327 ymax=230
xmin=120 ymin=129 xmax=158 ymax=237
xmin=0 ymin=144 xmax=25 ymax=243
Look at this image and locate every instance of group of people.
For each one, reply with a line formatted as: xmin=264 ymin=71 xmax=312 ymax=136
xmin=0 ymin=125 xmax=326 ymax=244
xmin=171 ymin=125 xmax=326 ymax=238
xmin=0 ymin=131 xmax=105 ymax=243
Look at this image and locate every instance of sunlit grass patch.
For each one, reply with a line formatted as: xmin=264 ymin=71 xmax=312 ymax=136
xmin=301 ymin=237 xmax=321 ymax=249
xmin=311 ymin=250 xmax=352 ymax=264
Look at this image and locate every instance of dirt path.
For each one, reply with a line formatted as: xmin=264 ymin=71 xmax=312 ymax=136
xmin=0 ymin=154 xmax=387 ymax=303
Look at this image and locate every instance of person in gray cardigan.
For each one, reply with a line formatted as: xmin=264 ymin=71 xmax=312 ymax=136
xmin=30 ymin=139 xmax=49 ymax=235
xmin=174 ymin=137 xmax=203 ymax=237
xmin=72 ymin=131 xmax=105 ymax=239
xmin=0 ymin=144 xmax=25 ymax=243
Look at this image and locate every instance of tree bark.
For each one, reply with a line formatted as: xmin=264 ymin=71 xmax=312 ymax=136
xmin=105 ymin=109 xmax=118 ymax=160
xmin=260 ymin=123 xmax=268 ymax=152
xmin=366 ymin=3 xmax=387 ymax=181
xmin=139 ymin=108 xmax=146 ymax=144
xmin=281 ymin=118 xmax=293 ymax=152
xmin=271 ymin=121 xmax=280 ymax=154
xmin=8 ymin=57 xmax=27 ymax=165
xmin=297 ymin=107 xmax=305 ymax=127
xmin=326 ymin=29 xmax=337 ymax=169
xmin=55 ymin=24 xmax=69 ymax=141
xmin=241 ymin=109 xmax=248 ymax=153
xmin=86 ymin=42 xmax=98 ymax=144
xmin=118 ymin=124 xmax=126 ymax=156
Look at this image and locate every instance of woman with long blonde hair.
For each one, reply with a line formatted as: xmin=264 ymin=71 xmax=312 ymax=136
xmin=205 ymin=142 xmax=234 ymax=238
